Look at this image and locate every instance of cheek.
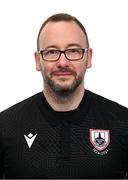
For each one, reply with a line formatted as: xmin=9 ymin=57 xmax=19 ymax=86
xmin=41 ymin=62 xmax=54 ymax=76
xmin=75 ymin=62 xmax=86 ymax=75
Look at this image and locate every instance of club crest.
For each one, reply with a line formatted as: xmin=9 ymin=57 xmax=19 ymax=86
xmin=90 ymin=129 xmax=110 ymax=151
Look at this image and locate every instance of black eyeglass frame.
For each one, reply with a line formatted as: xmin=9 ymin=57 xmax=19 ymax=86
xmin=38 ymin=48 xmax=88 ymax=62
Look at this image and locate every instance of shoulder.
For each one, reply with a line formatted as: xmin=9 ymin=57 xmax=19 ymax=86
xmin=0 ymin=92 xmax=42 ymax=121
xmin=88 ymin=90 xmax=128 ymax=119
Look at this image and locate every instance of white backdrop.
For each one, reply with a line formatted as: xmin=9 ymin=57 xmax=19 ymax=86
xmin=0 ymin=0 xmax=128 ymax=111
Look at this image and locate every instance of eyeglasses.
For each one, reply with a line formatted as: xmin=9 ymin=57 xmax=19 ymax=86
xmin=38 ymin=48 xmax=88 ymax=62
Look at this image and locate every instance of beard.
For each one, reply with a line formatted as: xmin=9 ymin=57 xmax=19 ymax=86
xmin=47 ymin=77 xmax=82 ymax=97
xmin=43 ymin=69 xmax=84 ymax=97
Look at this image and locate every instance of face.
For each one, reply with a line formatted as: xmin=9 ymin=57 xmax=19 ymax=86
xmin=35 ymin=21 xmax=92 ymax=96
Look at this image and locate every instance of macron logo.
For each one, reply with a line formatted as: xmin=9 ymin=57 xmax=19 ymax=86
xmin=24 ymin=133 xmax=37 ymax=148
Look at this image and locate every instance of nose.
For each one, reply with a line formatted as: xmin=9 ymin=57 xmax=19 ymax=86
xmin=56 ymin=53 xmax=70 ymax=68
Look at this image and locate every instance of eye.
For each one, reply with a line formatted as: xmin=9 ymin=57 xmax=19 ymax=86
xmin=44 ymin=49 xmax=58 ymax=56
xmin=49 ymin=50 xmax=58 ymax=54
xmin=67 ymin=49 xmax=81 ymax=54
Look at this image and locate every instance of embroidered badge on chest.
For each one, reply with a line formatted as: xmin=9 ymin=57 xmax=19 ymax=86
xmin=90 ymin=129 xmax=110 ymax=155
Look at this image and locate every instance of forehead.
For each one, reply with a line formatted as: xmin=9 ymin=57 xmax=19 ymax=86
xmin=39 ymin=21 xmax=87 ymax=48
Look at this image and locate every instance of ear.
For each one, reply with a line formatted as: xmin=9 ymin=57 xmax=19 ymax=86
xmin=34 ymin=52 xmax=41 ymax=71
xmin=86 ymin=48 xmax=92 ymax=69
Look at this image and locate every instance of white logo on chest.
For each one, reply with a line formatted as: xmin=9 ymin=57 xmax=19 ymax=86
xmin=24 ymin=133 xmax=37 ymax=148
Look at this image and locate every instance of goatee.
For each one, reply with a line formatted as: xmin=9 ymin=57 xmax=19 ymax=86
xmin=46 ymin=77 xmax=82 ymax=97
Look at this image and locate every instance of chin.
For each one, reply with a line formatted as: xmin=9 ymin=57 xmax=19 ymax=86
xmin=48 ymin=80 xmax=82 ymax=97
xmin=53 ymin=87 xmax=76 ymax=97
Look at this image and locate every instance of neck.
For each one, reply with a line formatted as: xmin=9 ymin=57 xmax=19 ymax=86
xmin=43 ymin=84 xmax=85 ymax=112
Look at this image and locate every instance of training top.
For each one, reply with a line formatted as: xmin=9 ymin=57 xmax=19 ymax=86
xmin=0 ymin=90 xmax=128 ymax=179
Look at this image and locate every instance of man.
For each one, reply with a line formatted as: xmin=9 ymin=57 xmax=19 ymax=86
xmin=0 ymin=13 xmax=128 ymax=179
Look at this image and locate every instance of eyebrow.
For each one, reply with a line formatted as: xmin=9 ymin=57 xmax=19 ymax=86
xmin=43 ymin=43 xmax=82 ymax=50
xmin=44 ymin=45 xmax=58 ymax=49
xmin=66 ymin=43 xmax=82 ymax=48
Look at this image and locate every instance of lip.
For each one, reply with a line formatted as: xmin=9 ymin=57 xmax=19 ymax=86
xmin=54 ymin=72 xmax=73 ymax=76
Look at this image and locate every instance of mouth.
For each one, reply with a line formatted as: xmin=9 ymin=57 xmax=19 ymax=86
xmin=52 ymin=69 xmax=76 ymax=77
xmin=54 ymin=72 xmax=73 ymax=76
